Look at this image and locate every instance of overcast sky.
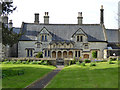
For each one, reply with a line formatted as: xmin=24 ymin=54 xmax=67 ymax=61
xmin=8 ymin=0 xmax=119 ymax=29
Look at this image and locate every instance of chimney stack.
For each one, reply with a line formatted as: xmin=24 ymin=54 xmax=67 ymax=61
xmin=100 ymin=5 xmax=104 ymax=24
xmin=44 ymin=12 xmax=49 ymax=24
xmin=77 ymin=12 xmax=83 ymax=24
xmin=34 ymin=13 xmax=39 ymax=24
xmin=9 ymin=20 xmax=13 ymax=28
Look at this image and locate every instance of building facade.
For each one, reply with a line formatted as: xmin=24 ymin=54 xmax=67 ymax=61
xmin=18 ymin=5 xmax=120 ymax=60
xmin=0 ymin=5 xmax=118 ymax=61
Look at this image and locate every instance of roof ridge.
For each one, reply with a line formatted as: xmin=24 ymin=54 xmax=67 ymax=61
xmin=23 ymin=22 xmax=100 ymax=26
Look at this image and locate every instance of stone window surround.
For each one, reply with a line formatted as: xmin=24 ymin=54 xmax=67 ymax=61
xmin=40 ymin=34 xmax=48 ymax=41
xmin=76 ymin=35 xmax=83 ymax=42
xmin=25 ymin=48 xmax=34 ymax=57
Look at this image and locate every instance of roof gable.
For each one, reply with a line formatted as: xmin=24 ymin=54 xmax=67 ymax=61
xmin=39 ymin=27 xmax=50 ymax=34
xmin=72 ymin=28 xmax=87 ymax=37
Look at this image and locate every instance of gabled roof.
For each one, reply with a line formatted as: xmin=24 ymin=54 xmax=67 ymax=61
xmin=19 ymin=23 xmax=106 ymax=42
xmin=72 ymin=28 xmax=87 ymax=37
xmin=38 ymin=27 xmax=51 ymax=35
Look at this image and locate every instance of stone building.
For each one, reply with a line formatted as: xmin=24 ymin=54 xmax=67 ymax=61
xmin=18 ymin=5 xmax=120 ymax=60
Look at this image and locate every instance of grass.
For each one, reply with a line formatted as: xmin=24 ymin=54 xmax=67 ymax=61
xmin=46 ymin=61 xmax=118 ymax=88
xmin=1 ymin=64 xmax=56 ymax=88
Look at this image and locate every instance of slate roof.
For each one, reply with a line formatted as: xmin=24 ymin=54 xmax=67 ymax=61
xmin=13 ymin=27 xmax=21 ymax=34
xmin=106 ymin=29 xmax=119 ymax=43
xmin=20 ymin=23 xmax=106 ymax=42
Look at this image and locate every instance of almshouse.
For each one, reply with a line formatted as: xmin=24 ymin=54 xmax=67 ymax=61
xmin=18 ymin=5 xmax=120 ymax=59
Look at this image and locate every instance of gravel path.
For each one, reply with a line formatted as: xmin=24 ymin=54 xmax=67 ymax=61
xmin=25 ymin=66 xmax=63 ymax=89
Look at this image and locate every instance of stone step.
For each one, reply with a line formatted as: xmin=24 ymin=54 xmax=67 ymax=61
xmin=56 ymin=65 xmax=64 ymax=68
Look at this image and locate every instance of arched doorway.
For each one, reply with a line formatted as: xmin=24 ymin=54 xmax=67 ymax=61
xmin=58 ymin=51 xmax=62 ymax=58
xmin=69 ymin=51 xmax=73 ymax=58
xmin=84 ymin=54 xmax=89 ymax=58
xmin=63 ymin=51 xmax=67 ymax=58
xmin=52 ymin=51 xmax=56 ymax=58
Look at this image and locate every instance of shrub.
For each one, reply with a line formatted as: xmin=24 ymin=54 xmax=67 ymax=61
xmin=69 ymin=60 xmax=72 ymax=65
xmin=36 ymin=52 xmax=43 ymax=58
xmin=10 ymin=61 xmax=16 ymax=64
xmin=76 ymin=61 xmax=80 ymax=65
xmin=41 ymin=61 xmax=48 ymax=65
xmin=22 ymin=61 xmax=27 ymax=64
xmin=109 ymin=60 xmax=115 ymax=64
xmin=30 ymin=61 xmax=38 ymax=64
xmin=81 ymin=62 xmax=85 ymax=66
xmin=16 ymin=60 xmax=21 ymax=64
xmin=2 ymin=61 xmax=9 ymax=64
xmin=90 ymin=63 xmax=96 ymax=66
xmin=92 ymin=51 xmax=97 ymax=58
xmin=109 ymin=58 xmax=117 ymax=61
xmin=85 ymin=59 xmax=91 ymax=63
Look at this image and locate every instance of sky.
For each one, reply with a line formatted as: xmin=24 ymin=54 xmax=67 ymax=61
xmin=8 ymin=0 xmax=120 ymax=29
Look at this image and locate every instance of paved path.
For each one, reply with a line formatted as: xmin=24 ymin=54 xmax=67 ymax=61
xmin=25 ymin=66 xmax=63 ymax=89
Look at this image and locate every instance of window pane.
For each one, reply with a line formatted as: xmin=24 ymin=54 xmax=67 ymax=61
xmin=45 ymin=50 xmax=47 ymax=57
xmin=45 ymin=35 xmax=47 ymax=41
xmin=30 ymin=50 xmax=33 ymax=57
xmin=48 ymin=50 xmax=50 ymax=57
xmin=77 ymin=36 xmax=79 ymax=41
xmin=27 ymin=50 xmax=29 ymax=57
xmin=78 ymin=51 xmax=80 ymax=57
xmin=75 ymin=51 xmax=77 ymax=57
xmin=42 ymin=35 xmax=44 ymax=41
xmin=80 ymin=36 xmax=83 ymax=42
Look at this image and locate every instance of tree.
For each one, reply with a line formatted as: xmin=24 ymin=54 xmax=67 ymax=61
xmin=2 ymin=23 xmax=22 ymax=47
xmin=1 ymin=1 xmax=22 ymax=47
xmin=1 ymin=1 xmax=17 ymax=15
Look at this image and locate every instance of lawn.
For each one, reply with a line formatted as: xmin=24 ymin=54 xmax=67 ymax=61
xmin=46 ymin=61 xmax=118 ymax=88
xmin=1 ymin=64 xmax=56 ymax=88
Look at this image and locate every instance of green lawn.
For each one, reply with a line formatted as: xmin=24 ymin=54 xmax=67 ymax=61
xmin=1 ymin=64 xmax=56 ymax=88
xmin=46 ymin=61 xmax=118 ymax=88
